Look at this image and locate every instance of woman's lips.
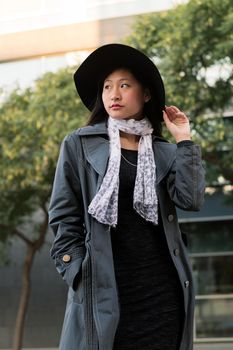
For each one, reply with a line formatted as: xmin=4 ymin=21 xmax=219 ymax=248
xmin=110 ymin=104 xmax=123 ymax=110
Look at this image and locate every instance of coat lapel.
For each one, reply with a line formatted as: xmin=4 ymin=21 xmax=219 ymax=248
xmin=78 ymin=121 xmax=109 ymax=176
xmin=82 ymin=136 xmax=109 ymax=176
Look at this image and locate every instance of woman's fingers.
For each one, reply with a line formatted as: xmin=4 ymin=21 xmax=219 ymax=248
xmin=165 ymin=106 xmax=188 ymax=122
xmin=165 ymin=105 xmax=180 ymax=113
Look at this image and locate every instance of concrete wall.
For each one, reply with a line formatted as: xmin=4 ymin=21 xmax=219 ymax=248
xmin=0 ymin=15 xmax=136 ymax=62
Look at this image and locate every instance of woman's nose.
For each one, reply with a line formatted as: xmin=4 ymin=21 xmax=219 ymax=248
xmin=111 ymin=87 xmax=121 ymax=100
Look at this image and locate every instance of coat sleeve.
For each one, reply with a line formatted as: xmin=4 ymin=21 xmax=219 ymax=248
xmin=49 ymin=134 xmax=86 ymax=290
xmin=166 ymin=141 xmax=205 ymax=211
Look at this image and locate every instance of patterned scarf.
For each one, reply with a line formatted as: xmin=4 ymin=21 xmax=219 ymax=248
xmin=88 ymin=116 xmax=158 ymax=226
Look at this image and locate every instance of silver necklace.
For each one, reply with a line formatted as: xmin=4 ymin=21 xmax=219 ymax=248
xmin=121 ymin=153 xmax=137 ymax=167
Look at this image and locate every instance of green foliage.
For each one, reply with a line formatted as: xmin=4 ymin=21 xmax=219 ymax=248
xmin=0 ymin=66 xmax=88 ymax=243
xmin=125 ymin=0 xmax=233 ymax=184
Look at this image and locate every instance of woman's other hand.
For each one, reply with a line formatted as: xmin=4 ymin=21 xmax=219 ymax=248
xmin=163 ymin=106 xmax=191 ymax=143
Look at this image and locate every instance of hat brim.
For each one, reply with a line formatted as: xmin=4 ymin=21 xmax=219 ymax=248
xmin=74 ymin=43 xmax=165 ymax=120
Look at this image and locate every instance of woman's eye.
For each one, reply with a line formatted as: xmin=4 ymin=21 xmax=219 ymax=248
xmin=121 ymin=83 xmax=129 ymax=88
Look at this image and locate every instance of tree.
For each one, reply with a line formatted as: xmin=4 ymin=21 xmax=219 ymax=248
xmin=125 ymin=0 xmax=233 ymax=185
xmin=0 ymin=66 xmax=88 ymax=349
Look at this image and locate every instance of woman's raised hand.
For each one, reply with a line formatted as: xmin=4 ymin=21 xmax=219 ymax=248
xmin=163 ymin=106 xmax=191 ymax=143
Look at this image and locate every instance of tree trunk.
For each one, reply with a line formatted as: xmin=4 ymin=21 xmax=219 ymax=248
xmin=12 ymin=244 xmax=35 ymax=350
xmin=12 ymin=208 xmax=48 ymax=350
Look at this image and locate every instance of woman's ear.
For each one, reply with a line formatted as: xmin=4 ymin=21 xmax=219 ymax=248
xmin=144 ymin=88 xmax=151 ymax=103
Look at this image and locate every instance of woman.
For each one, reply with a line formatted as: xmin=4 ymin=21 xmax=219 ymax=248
xmin=49 ymin=43 xmax=205 ymax=350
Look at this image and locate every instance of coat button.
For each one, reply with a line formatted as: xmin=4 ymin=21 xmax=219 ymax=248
xmin=62 ymin=254 xmax=71 ymax=263
xmin=174 ymin=248 xmax=180 ymax=256
xmin=168 ymin=214 xmax=174 ymax=222
xmin=184 ymin=280 xmax=190 ymax=288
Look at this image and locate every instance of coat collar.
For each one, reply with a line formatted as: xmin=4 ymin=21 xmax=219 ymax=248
xmin=77 ymin=121 xmax=108 ymax=136
xmin=78 ymin=122 xmax=176 ymax=184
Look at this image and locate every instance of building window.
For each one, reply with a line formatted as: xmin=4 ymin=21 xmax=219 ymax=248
xmin=180 ymin=220 xmax=233 ymax=341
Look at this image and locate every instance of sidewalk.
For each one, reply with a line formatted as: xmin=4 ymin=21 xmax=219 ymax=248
xmin=194 ymin=344 xmax=233 ymax=350
xmin=2 ymin=345 xmax=233 ymax=350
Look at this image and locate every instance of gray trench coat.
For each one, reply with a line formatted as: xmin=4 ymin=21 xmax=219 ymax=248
xmin=49 ymin=121 xmax=205 ymax=350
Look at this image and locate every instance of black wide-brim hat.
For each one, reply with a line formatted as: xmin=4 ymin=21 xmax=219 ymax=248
xmin=74 ymin=43 xmax=165 ymax=120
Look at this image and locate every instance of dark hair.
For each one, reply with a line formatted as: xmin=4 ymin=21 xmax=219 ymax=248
xmin=86 ymin=66 xmax=162 ymax=136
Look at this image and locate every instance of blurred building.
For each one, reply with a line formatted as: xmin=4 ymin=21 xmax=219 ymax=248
xmin=0 ymin=0 xmax=232 ymax=349
xmin=0 ymin=0 xmax=178 ymax=90
xmin=178 ymin=187 xmax=233 ymax=348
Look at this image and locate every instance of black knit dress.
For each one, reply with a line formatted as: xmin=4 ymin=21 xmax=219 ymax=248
xmin=111 ymin=149 xmax=184 ymax=350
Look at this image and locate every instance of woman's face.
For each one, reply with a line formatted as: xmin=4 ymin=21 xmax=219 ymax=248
xmin=102 ymin=68 xmax=150 ymax=120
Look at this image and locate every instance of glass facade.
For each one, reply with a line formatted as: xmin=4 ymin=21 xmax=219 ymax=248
xmin=180 ymin=220 xmax=233 ymax=341
xmin=0 ymin=51 xmax=90 ymax=91
xmin=195 ymin=297 xmax=233 ymax=338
